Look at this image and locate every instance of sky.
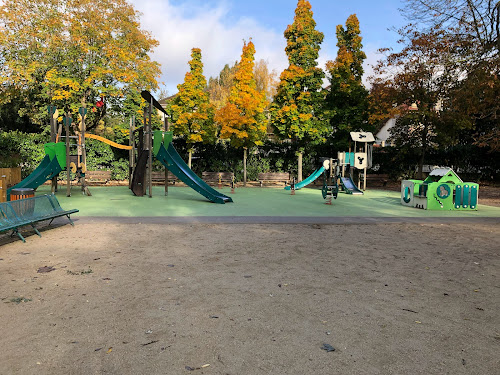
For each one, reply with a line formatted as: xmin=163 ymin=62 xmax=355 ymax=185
xmin=129 ymin=0 xmax=409 ymax=95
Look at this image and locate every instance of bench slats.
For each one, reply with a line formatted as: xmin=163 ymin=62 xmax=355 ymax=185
xmin=0 ymin=194 xmax=78 ymax=242
xmin=85 ymin=170 xmax=111 ymax=184
xmin=258 ymin=172 xmax=290 ymax=187
xmin=150 ymin=171 xmax=177 ymax=184
xmin=202 ymin=172 xmax=234 ymax=184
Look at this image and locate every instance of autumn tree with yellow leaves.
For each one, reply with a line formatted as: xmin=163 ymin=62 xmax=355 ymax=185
xmin=170 ymin=48 xmax=215 ymax=168
xmin=269 ymin=0 xmax=326 ymax=181
xmin=215 ymin=40 xmax=268 ymax=184
xmin=0 ymin=0 xmax=161 ymax=129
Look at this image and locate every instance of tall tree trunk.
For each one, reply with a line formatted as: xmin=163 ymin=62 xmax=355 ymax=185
xmin=417 ymin=122 xmax=429 ymax=180
xmin=297 ymin=151 xmax=303 ymax=182
xmin=188 ymin=149 xmax=192 ymax=169
xmin=243 ymin=147 xmax=247 ymax=186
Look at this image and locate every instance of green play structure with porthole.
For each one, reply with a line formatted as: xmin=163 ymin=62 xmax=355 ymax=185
xmin=401 ymin=168 xmax=479 ymax=210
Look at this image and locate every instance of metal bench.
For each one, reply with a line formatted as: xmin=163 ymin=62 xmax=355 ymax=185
xmin=0 ymin=194 xmax=78 ymax=242
xmin=258 ymin=172 xmax=290 ymax=187
xmin=202 ymin=172 xmax=235 ymax=186
xmin=85 ymin=170 xmax=112 ymax=184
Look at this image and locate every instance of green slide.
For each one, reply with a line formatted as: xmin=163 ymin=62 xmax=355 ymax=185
xmin=154 ymin=133 xmax=232 ymax=204
xmin=284 ymin=166 xmax=325 ymax=190
xmin=7 ymin=143 xmax=65 ymax=200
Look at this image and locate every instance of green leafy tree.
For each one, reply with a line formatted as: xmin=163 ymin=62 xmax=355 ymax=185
xmin=171 ymin=48 xmax=215 ymax=167
xmin=0 ymin=0 xmax=161 ymax=131
xmin=215 ymin=40 xmax=268 ymax=184
xmin=269 ymin=0 xmax=326 ymax=180
xmin=325 ymin=14 xmax=370 ymax=140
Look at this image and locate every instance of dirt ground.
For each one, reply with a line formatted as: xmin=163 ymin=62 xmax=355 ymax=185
xmin=0 ymin=221 xmax=499 ymax=374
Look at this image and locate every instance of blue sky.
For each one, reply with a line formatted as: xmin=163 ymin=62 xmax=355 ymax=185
xmin=129 ymin=0 xmax=408 ymax=94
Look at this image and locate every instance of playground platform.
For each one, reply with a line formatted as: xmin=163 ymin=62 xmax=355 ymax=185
xmin=35 ymin=185 xmax=500 ymax=224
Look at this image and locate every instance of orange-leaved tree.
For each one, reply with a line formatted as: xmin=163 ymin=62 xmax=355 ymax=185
xmin=207 ymin=63 xmax=238 ymax=110
xmin=0 ymin=0 xmax=160 ymax=130
xmin=215 ymin=40 xmax=268 ymax=185
xmin=170 ymin=48 xmax=215 ymax=167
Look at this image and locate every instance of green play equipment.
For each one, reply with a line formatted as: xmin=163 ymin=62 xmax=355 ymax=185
xmin=6 ymin=142 xmax=66 ymax=201
xmin=152 ymin=130 xmax=232 ymax=204
xmin=401 ymin=168 xmax=479 ymax=210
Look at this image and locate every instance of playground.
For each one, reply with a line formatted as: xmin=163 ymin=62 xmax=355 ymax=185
xmin=1 ymin=178 xmax=500 ymax=374
xmin=1 ymin=90 xmax=499 ymax=374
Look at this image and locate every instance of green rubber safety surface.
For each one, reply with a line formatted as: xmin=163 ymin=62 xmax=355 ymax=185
xmin=35 ymin=185 xmax=500 ymax=218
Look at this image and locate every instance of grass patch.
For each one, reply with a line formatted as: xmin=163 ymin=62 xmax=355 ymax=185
xmin=67 ymin=267 xmax=93 ymax=275
xmin=10 ymin=297 xmax=32 ymax=304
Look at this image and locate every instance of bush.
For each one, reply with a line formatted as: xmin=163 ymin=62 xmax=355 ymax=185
xmin=0 ymin=131 xmax=47 ymax=178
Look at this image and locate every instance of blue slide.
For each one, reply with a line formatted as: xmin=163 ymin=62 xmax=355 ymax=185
xmin=284 ymin=166 xmax=326 ymax=190
xmin=341 ymin=177 xmax=364 ymax=195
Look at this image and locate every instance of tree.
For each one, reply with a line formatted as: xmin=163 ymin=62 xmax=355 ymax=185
xmin=269 ymin=0 xmax=327 ymax=181
xmin=0 ymin=0 xmax=161 ymax=131
xmin=207 ymin=63 xmax=238 ymax=110
xmin=254 ymin=59 xmax=278 ymax=102
xmin=369 ymin=27 xmax=472 ymax=178
xmin=215 ymin=40 xmax=268 ymax=184
xmin=400 ymin=0 xmax=500 ymax=151
xmin=170 ymin=48 xmax=215 ymax=167
xmin=325 ymin=14 xmax=370 ymax=140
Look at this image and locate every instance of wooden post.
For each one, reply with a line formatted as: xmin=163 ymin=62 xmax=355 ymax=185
xmin=148 ymin=98 xmax=153 ymax=198
xmin=80 ymin=107 xmax=88 ymax=194
xmin=363 ymin=142 xmax=367 ymax=191
xmin=298 ymin=151 xmax=303 ymax=182
xmin=65 ymin=113 xmax=71 ymax=197
xmin=0 ymin=176 xmax=6 ymax=203
xmin=48 ymin=105 xmax=58 ymax=193
xmin=129 ymin=116 xmax=135 ymax=189
xmin=341 ymin=152 xmax=345 ymax=179
xmin=243 ymin=148 xmax=247 ymax=187
xmin=348 ymin=140 xmax=351 ymax=180
xmin=164 ymin=112 xmax=169 ymax=196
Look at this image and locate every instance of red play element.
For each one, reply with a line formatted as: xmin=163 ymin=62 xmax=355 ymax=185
xmin=96 ymin=97 xmax=104 ymax=108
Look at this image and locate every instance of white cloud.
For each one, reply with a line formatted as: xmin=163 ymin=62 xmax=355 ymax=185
xmin=130 ymin=0 xmax=391 ymax=95
xmin=130 ymin=0 xmax=291 ymax=95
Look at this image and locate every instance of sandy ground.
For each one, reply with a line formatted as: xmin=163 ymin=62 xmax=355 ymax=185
xmin=0 ymin=221 xmax=499 ymax=374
